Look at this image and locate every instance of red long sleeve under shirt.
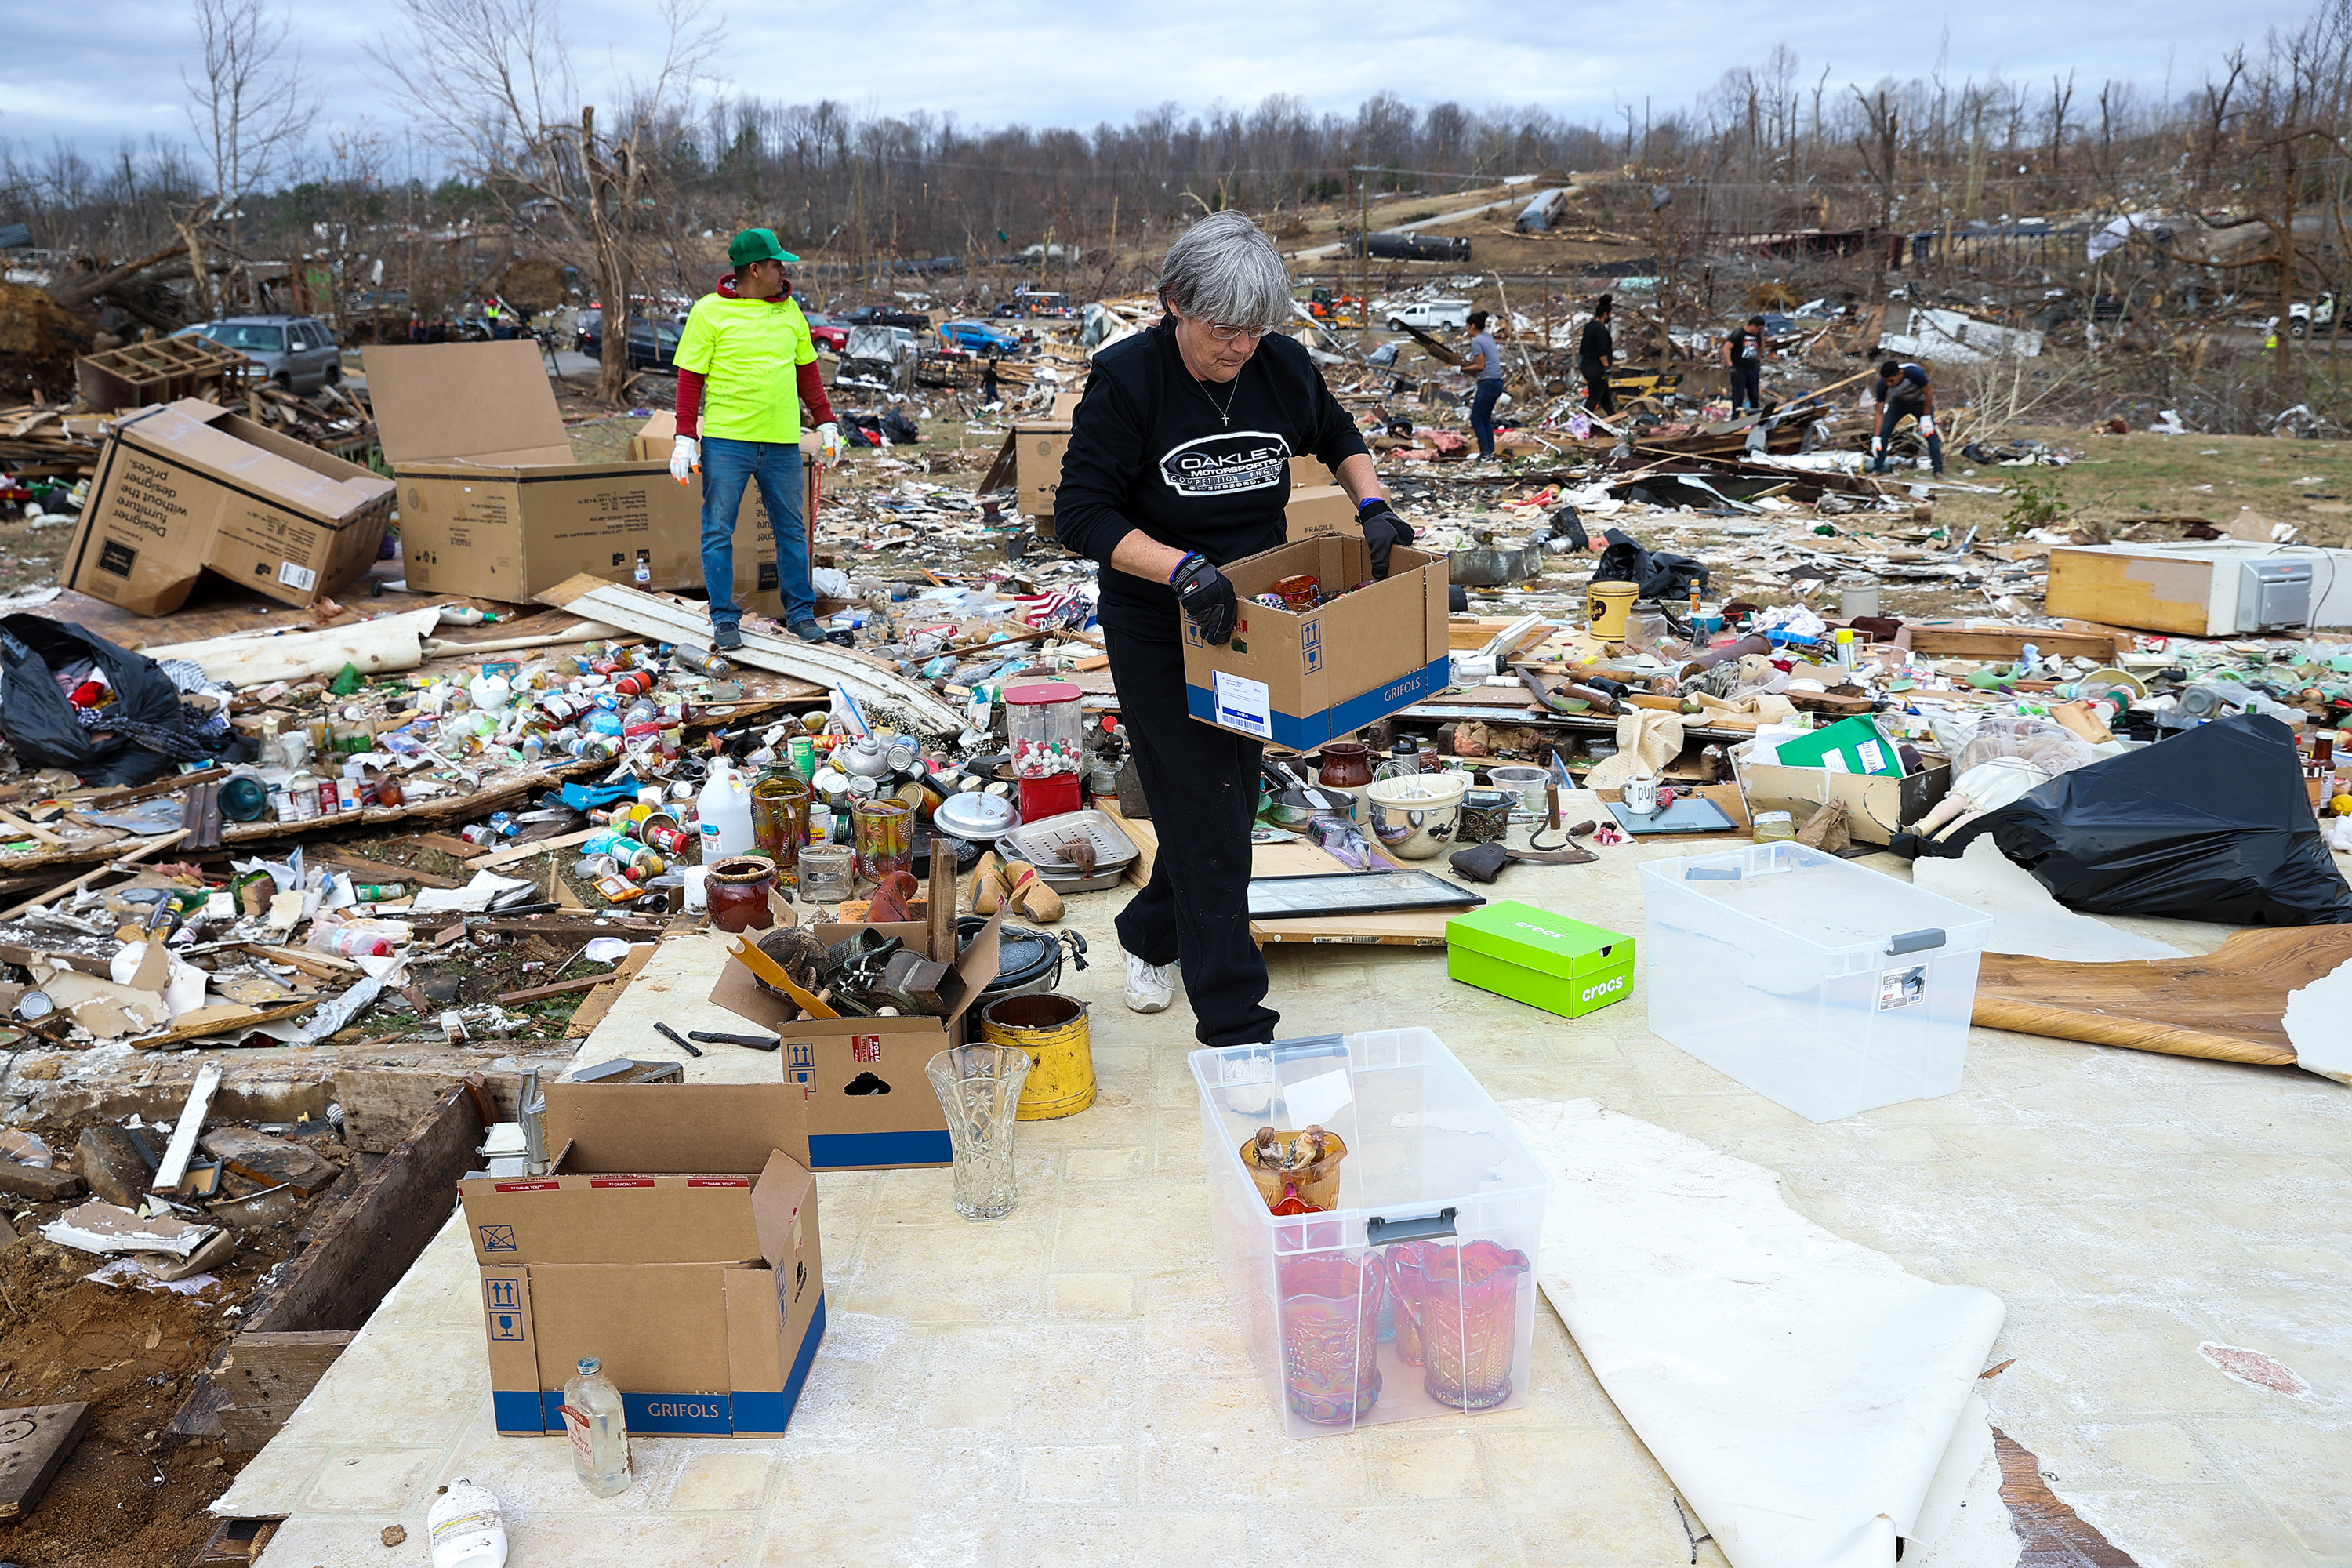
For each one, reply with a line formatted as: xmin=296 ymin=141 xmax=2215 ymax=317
xmin=672 ymin=274 xmax=836 ymax=440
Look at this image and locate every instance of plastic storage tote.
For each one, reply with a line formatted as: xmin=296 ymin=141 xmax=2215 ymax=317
xmin=1191 ymin=1029 xmax=1552 ymax=1439
xmin=1637 ymin=842 xmax=1994 ymax=1122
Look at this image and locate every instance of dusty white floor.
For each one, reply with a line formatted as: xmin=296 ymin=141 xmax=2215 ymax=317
xmin=219 ymin=811 xmax=2352 ymax=1567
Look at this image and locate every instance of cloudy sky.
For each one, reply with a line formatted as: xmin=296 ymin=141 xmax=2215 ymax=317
xmin=0 ymin=0 xmax=2318 ymax=168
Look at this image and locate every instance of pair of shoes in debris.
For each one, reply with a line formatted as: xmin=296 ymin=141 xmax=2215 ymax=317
xmin=713 ymin=622 xmax=743 ymax=651
xmin=969 ymin=852 xmax=1063 ymax=923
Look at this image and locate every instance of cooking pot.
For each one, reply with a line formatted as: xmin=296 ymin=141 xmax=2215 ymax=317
xmin=1365 ymin=772 xmax=1470 ymax=860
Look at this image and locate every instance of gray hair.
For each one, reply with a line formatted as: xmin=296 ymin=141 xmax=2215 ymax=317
xmin=1157 ymin=212 xmax=1293 ymax=332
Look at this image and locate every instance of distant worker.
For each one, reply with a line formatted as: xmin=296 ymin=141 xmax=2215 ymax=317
xmin=980 ymin=350 xmax=1002 ymax=405
xmin=1462 ymin=310 xmax=1506 ymax=461
xmin=1869 ymin=359 xmax=1943 ymax=477
xmin=1723 ymin=314 xmax=1766 ymax=416
xmin=1579 ymin=296 xmax=1616 ymax=416
xmin=669 ymin=227 xmax=848 ymax=649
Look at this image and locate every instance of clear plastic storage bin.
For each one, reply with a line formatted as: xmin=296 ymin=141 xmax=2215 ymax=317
xmin=1192 ymin=1029 xmax=1552 ymax=1439
xmin=1638 ymin=842 xmax=1994 ymax=1122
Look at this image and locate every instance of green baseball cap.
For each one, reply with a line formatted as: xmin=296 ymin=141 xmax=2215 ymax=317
xmin=728 ymin=227 xmax=798 ymax=267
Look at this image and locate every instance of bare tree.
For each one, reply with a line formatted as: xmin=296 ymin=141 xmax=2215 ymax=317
xmin=368 ymin=0 xmax=719 ymax=404
xmin=182 ymin=0 xmax=318 ymax=316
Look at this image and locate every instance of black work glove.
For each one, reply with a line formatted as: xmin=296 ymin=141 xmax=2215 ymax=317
xmin=1356 ymin=498 xmax=1414 ymax=580
xmin=1171 ymin=552 xmax=1238 ymax=645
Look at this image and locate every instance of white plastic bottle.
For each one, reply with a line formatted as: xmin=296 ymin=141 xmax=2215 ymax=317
xmin=695 ymin=759 xmax=756 ymax=861
xmin=427 ymin=1476 xmax=508 ymax=1568
xmin=560 ymin=1356 xmax=630 ymax=1497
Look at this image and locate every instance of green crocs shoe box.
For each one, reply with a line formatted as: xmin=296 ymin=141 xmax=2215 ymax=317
xmin=1445 ymin=901 xmax=1635 ymax=1018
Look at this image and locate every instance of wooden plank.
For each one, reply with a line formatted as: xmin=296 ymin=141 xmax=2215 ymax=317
xmin=243 ymin=1085 xmax=483 ymax=1334
xmin=2042 ymin=547 xmax=2213 ymax=636
xmin=399 ymin=832 xmax=491 ymax=859
xmin=333 ymin=1066 xmax=526 ymax=1155
xmin=309 ymin=850 xmax=466 ymax=891
xmin=0 ymin=1403 xmax=93 ymax=1519
xmin=150 ymin=1062 xmax=223 ymax=1194
xmin=82 ymin=767 xmax=230 ymax=810
xmin=0 ymin=829 xmax=189 ymax=921
xmin=215 ymin=1330 xmax=355 ymax=1453
xmin=1994 ymin=1428 xmax=2140 ymax=1566
xmin=561 ymin=942 xmax=655 ymax=1039
xmin=1904 ymin=626 xmax=2120 ymax=662
xmin=240 ymin=943 xmax=361 ymax=980
xmin=473 ymin=827 xmax=600 ymax=869
xmin=0 ymin=809 xmax=65 ymax=848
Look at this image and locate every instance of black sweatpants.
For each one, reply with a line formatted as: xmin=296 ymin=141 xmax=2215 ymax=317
xmin=1581 ymin=360 xmax=1616 ymax=415
xmin=1105 ymin=629 xmax=1278 ymax=1047
xmin=1729 ymin=363 xmax=1762 ymax=414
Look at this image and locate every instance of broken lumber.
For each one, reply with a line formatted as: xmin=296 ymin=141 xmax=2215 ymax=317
xmin=151 ymin=1062 xmax=223 ymax=1194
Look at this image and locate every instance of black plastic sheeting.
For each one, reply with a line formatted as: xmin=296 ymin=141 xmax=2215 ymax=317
xmin=1910 ymin=714 xmax=2352 ymax=926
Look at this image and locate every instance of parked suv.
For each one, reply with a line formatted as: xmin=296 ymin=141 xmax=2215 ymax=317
xmin=172 ymin=314 xmax=343 ymax=392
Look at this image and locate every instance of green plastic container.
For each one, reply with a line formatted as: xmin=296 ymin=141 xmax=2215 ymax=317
xmin=1446 ymin=901 xmax=1635 ymax=1018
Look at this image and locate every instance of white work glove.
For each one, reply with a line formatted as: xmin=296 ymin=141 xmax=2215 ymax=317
xmin=669 ymin=435 xmax=699 ymax=484
xmin=1918 ymin=415 xmax=1937 ymax=437
xmin=1870 ymin=434 xmax=1886 ymax=456
xmin=818 ymin=422 xmax=845 ymax=465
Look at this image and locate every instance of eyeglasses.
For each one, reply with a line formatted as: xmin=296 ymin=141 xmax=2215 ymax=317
xmin=1197 ymin=319 xmax=1275 ymax=343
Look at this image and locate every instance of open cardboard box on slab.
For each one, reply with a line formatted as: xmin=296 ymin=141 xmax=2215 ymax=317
xmin=709 ymin=910 xmax=1004 ymax=1171
xmin=1731 ymin=740 xmax=1952 ymax=847
xmin=63 ymin=398 xmax=396 ymax=615
xmin=459 ymin=1081 xmax=822 ymax=1437
xmin=1182 ymin=534 xmax=1449 ymax=748
xmin=364 ymin=341 xmax=771 ymax=604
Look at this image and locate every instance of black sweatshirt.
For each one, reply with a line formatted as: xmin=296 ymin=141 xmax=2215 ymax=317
xmin=1578 ymin=318 xmax=1613 ymax=365
xmin=1054 ymin=316 xmax=1370 ymax=641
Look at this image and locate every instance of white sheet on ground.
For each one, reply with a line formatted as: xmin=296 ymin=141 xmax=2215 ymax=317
xmin=1911 ymin=836 xmax=2183 ymax=962
xmin=2284 ymin=957 xmax=2352 ymax=1086
xmin=1502 ymin=1098 xmax=2015 ymax=1568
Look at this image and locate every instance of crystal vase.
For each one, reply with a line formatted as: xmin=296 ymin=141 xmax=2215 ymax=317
xmin=924 ymin=1045 xmax=1032 ymax=1220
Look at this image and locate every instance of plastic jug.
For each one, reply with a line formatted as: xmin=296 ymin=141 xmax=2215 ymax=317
xmin=696 ymin=759 xmax=757 ymax=861
xmin=427 ymin=1477 xmax=507 ymax=1568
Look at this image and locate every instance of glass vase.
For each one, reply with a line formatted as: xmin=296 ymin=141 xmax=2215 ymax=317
xmin=1276 ymin=1254 xmax=1383 ymax=1425
xmin=1413 ymin=1240 xmax=1531 ymax=1410
xmin=924 ymin=1045 xmax=1032 ymax=1220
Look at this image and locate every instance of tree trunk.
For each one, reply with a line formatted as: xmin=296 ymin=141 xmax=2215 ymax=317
xmin=47 ymin=241 xmax=191 ymax=314
xmin=597 ymin=241 xmax=630 ymax=405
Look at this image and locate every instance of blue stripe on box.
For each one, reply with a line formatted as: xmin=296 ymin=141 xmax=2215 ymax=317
xmin=533 ymin=1389 xmax=735 ymax=1436
xmin=808 ymin=1129 xmax=951 ymax=1169
xmin=734 ymin=1293 xmax=828 ymax=1434
xmin=1186 ymin=656 xmax=1451 ymax=749
xmin=492 ymin=1389 xmax=546 ymax=1432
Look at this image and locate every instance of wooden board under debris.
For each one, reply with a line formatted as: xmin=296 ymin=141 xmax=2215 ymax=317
xmin=0 ymin=1402 xmax=92 ymax=1519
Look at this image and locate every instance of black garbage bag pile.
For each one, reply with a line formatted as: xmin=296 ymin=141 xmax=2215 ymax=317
xmin=1915 ymin=713 xmax=2352 ymax=926
xmin=0 ymin=616 xmax=213 ymax=787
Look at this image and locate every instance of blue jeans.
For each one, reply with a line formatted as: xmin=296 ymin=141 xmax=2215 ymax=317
xmin=1872 ymin=405 xmax=1944 ymax=476
xmin=699 ymin=437 xmax=812 ymax=626
xmin=1469 ymin=378 xmax=1504 ymax=458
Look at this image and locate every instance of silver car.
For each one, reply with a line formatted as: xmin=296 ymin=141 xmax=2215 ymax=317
xmin=172 ymin=314 xmax=344 ymax=393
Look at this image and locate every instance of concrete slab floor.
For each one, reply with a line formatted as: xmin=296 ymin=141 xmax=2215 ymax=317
xmin=220 ymin=815 xmax=2352 ymax=1567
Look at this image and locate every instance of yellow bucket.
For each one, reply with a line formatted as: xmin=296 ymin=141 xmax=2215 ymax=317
xmin=978 ymin=994 xmax=1096 ymax=1120
xmin=1587 ymin=580 xmax=1638 ymax=641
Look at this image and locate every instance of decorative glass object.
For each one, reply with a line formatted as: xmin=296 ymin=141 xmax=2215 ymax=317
xmin=1277 ymin=1255 xmax=1382 ymax=1425
xmin=925 ymin=1045 xmax=1033 ymax=1220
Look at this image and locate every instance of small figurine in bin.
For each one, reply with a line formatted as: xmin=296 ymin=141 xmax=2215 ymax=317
xmin=1006 ymin=681 xmax=1085 ymax=821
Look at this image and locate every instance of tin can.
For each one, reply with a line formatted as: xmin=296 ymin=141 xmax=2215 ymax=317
xmin=353 ymin=883 xmax=408 ymax=902
xmin=463 ymin=823 xmax=499 ymax=846
xmin=336 ymin=779 xmax=361 ymax=813
xmin=622 ymin=844 xmax=666 ymax=882
xmin=642 ymin=817 xmax=691 ymax=857
xmin=488 ymin=811 xmax=518 ymax=837
xmin=789 ymin=735 xmax=817 ymax=778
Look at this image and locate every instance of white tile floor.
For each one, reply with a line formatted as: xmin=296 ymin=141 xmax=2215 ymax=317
xmin=222 ymin=822 xmax=2352 ymax=1567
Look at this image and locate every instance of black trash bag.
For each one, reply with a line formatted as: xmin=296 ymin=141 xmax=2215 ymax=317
xmin=879 ymin=406 xmax=920 ymax=445
xmin=0 ymin=616 xmax=204 ymax=787
xmin=1923 ymin=714 xmax=2352 ymax=926
xmin=1591 ymin=527 xmax=1709 ymax=603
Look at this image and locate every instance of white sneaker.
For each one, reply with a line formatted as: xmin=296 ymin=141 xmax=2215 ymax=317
xmin=1123 ymin=952 xmax=1177 ymax=1014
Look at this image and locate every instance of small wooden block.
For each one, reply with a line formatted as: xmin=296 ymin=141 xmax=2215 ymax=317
xmin=0 ymin=1401 xmax=93 ymax=1519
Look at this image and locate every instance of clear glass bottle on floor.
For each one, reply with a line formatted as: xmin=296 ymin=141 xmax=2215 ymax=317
xmin=561 ymin=1356 xmax=630 ymax=1497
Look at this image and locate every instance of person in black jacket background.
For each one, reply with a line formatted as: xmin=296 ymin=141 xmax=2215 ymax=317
xmin=1579 ymin=296 xmax=1617 ymax=415
xmin=1053 ymin=212 xmax=1411 ymax=1047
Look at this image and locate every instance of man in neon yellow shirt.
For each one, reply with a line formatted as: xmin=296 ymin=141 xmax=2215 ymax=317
xmin=670 ymin=227 xmax=845 ymax=647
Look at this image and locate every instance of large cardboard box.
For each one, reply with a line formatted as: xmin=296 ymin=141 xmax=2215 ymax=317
xmin=460 ymin=1082 xmax=823 ymax=1438
xmin=1181 ymin=535 xmax=1450 ymax=749
xmin=1014 ymin=420 xmax=1073 ymax=518
xmin=709 ymin=912 xmax=1004 ymax=1171
xmin=63 ymin=399 xmax=396 ymax=615
xmin=1731 ymin=741 xmax=1952 ymax=847
xmin=365 ymin=341 xmax=770 ymax=604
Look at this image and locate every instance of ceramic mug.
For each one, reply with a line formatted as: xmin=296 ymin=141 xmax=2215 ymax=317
xmin=1621 ymin=773 xmax=1661 ymax=815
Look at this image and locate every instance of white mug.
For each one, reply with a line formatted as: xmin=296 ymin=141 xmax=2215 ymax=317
xmin=1621 ymin=773 xmax=1661 ymax=815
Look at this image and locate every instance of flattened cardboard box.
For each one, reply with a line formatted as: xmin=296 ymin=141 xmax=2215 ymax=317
xmin=459 ymin=1082 xmax=823 ymax=1437
xmin=710 ymin=910 xmax=1003 ymax=1171
xmin=1015 ymin=420 xmax=1072 ymax=518
xmin=1181 ymin=535 xmax=1449 ymax=749
xmin=64 ymin=399 xmax=396 ymax=616
xmin=365 ymin=341 xmax=768 ymax=604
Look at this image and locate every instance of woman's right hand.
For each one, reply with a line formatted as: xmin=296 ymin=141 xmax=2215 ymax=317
xmin=1171 ymin=554 xmax=1239 ymax=645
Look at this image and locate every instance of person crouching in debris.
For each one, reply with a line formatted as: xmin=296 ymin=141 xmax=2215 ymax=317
xmin=1054 ymin=211 xmax=1411 ymax=1047
xmin=669 ymin=227 xmax=848 ymax=649
xmin=1870 ymin=358 xmax=1943 ymax=477
xmin=1580 ymin=296 xmax=1616 ymax=415
xmin=1724 ymin=314 xmax=1766 ymax=416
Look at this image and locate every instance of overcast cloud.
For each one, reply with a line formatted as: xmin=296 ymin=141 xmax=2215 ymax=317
xmin=0 ymin=0 xmax=2318 ymax=169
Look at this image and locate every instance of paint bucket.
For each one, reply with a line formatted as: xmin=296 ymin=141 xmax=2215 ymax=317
xmin=1587 ymin=579 xmax=1638 ymax=640
xmin=977 ymin=993 xmax=1095 ymax=1120
xmin=1838 ymin=581 xmax=1882 ymax=619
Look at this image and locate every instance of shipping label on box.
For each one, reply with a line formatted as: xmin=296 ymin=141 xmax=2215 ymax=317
xmin=1181 ymin=535 xmax=1449 ymax=749
xmin=710 ymin=914 xmax=1004 ymax=1170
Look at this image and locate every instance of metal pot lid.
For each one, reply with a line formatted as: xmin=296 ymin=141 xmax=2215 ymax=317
xmin=935 ymin=791 xmax=1018 ymax=840
xmin=958 ymin=916 xmax=1060 ymax=989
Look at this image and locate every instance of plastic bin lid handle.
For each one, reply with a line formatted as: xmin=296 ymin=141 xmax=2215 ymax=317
xmin=1265 ymin=1032 xmax=1349 ymax=1065
xmin=1367 ymin=1207 xmax=1458 ymax=1247
xmin=1886 ymin=928 xmax=1946 ymax=955
xmin=1685 ymin=866 xmax=1742 ymax=880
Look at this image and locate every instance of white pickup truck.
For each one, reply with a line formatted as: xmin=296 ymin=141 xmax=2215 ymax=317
xmin=1383 ymin=299 xmax=1474 ymax=330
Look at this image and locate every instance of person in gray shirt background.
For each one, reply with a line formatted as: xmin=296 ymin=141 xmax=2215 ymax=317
xmin=1463 ymin=309 xmax=1505 ymax=460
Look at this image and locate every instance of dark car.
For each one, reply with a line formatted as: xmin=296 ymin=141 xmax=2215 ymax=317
xmin=939 ymin=318 xmax=1023 ymax=354
xmin=626 ymin=319 xmax=681 ymax=370
xmin=574 ymin=310 xmax=602 ymax=356
xmin=840 ymin=304 xmax=931 ymax=330
xmin=800 ymin=310 xmax=848 ymax=353
xmin=1759 ymin=313 xmax=1798 ymax=336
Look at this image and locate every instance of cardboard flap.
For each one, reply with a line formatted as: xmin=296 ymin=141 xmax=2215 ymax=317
xmin=362 ymin=342 xmax=575 ymax=467
xmin=543 ymin=1082 xmax=808 ymax=1173
xmin=751 ymin=1148 xmax=814 ymax=1269
xmin=529 ymin=1261 xmax=734 ymax=1392
xmin=126 ymin=400 xmax=389 ymax=521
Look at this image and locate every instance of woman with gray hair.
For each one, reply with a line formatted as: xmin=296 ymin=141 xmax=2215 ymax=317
xmin=1055 ymin=210 xmax=1412 ymax=1047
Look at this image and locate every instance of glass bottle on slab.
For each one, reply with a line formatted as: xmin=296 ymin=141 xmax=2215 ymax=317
xmin=561 ymin=1356 xmax=630 ymax=1497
